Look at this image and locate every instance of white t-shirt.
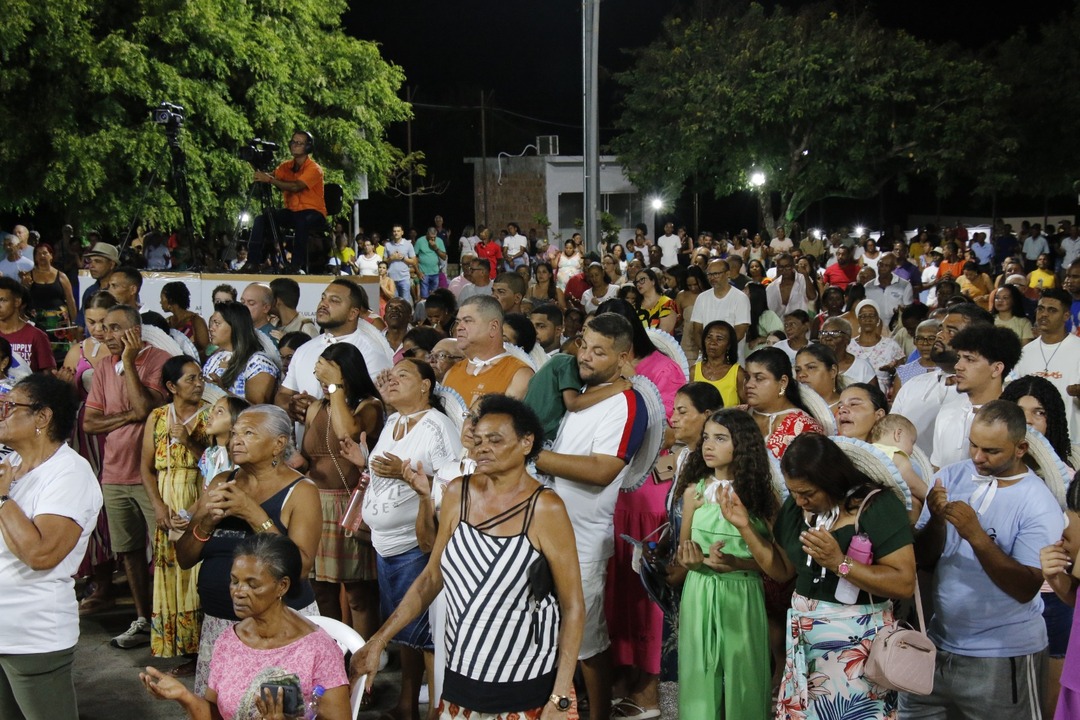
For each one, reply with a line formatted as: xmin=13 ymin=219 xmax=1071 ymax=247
xmin=581 ymin=284 xmax=619 ymax=312
xmin=0 ymin=256 xmax=33 ymax=279
xmin=657 ymin=234 xmax=681 ymax=267
xmin=355 ymin=253 xmax=380 ymax=277
xmin=0 ymin=444 xmax=102 ymax=653
xmin=769 ymin=238 xmax=794 ymax=255
xmin=283 ymin=326 xmax=394 ymax=398
xmin=362 ymin=410 xmax=463 ymax=556
xmin=892 ymin=369 xmax=960 ymax=455
xmin=930 ymin=396 xmax=977 ymax=469
xmin=1014 ymin=334 xmax=1080 ymax=441
xmin=690 ymin=287 xmax=751 ymax=329
xmin=503 ymin=233 xmax=528 ymax=259
xmin=551 ymin=392 xmax=637 ymax=564
xmin=841 ymin=355 xmax=878 ymax=387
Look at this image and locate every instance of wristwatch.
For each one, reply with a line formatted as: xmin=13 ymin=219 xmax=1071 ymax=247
xmin=549 ymin=694 xmax=572 ymax=712
xmin=326 ymin=383 xmax=339 ymax=395
xmin=837 ymin=556 xmax=854 ymax=577
xmin=0 ymin=495 xmax=8 ymax=511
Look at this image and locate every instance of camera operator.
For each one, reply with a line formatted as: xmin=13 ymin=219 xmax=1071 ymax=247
xmin=249 ymin=131 xmax=326 ymax=272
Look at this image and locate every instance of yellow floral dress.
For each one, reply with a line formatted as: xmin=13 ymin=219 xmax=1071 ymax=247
xmin=150 ymin=404 xmax=210 ymax=658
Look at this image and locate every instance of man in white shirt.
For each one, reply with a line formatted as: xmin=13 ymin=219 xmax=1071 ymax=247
xmin=766 ymin=253 xmax=814 ymax=317
xmin=893 ymin=303 xmax=994 ymax=455
xmin=683 ymin=259 xmax=751 ymax=361
xmin=657 ymin=222 xmax=681 ymax=267
xmin=930 ymin=325 xmax=1021 ymax=469
xmin=1013 ymin=288 xmax=1080 ymax=440
xmin=0 ymin=233 xmax=33 ymax=280
xmin=535 ymin=313 xmax=646 ymax=720
xmin=275 ymin=279 xmax=393 ymax=425
xmin=502 ymin=222 xmax=529 ymax=270
xmin=1060 ymin=224 xmax=1080 ymax=269
xmin=864 ymin=253 xmax=913 ymax=328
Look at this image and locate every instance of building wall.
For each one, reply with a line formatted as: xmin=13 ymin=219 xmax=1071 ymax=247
xmin=470 ymin=156 xmax=547 ymax=236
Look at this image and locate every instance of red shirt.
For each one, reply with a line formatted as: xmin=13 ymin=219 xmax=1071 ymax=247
xmin=85 ymin=345 xmax=170 ymax=485
xmin=2 ymin=323 xmax=56 ymax=373
xmin=474 ymin=241 xmax=503 ymax=279
xmin=565 ymin=273 xmax=589 ymax=306
xmin=823 ymin=262 xmax=859 ymax=290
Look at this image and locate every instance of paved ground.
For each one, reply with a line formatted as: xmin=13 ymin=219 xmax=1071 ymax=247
xmin=73 ymin=592 xmax=407 ymax=720
xmin=72 ymin=587 xmax=678 ymax=719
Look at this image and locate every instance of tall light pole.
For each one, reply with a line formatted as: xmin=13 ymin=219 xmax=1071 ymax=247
xmin=582 ymin=0 xmax=601 ymax=255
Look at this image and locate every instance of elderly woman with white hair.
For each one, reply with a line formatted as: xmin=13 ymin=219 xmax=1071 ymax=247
xmin=847 ymin=299 xmax=905 ymax=392
xmin=174 ymin=404 xmax=322 ymax=696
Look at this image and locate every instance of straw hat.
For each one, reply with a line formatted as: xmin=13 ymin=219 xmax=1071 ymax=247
xmin=647 ymin=328 xmax=689 ymax=381
xmin=502 ymin=341 xmax=537 ymax=371
xmin=830 ymin=435 xmax=912 ymax=510
xmin=201 ymin=382 xmax=227 ymax=406
xmin=622 ymin=375 xmax=666 ymax=492
xmin=798 ymin=384 xmax=837 ymax=435
xmin=435 ymin=384 xmax=468 ymax=436
xmin=1023 ymin=427 xmax=1071 ymax=510
xmin=769 ymin=456 xmax=788 ymax=501
xmin=139 ymin=325 xmax=184 ymax=357
xmin=1070 ymin=444 xmax=1080 ymax=473
xmin=909 ymin=445 xmax=934 ymax=486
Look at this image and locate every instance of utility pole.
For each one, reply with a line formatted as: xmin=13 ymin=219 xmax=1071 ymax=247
xmin=582 ymin=0 xmax=601 ymax=255
xmin=406 ymin=86 xmax=415 ymax=232
xmin=480 ymin=90 xmax=489 ymax=228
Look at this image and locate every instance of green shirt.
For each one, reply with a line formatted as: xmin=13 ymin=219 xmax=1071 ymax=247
xmin=416 ymin=236 xmax=446 ymax=275
xmin=523 ymin=353 xmax=581 ymax=441
xmin=773 ymin=490 xmax=912 ymax=603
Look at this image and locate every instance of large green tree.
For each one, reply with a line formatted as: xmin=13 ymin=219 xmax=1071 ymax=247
xmin=612 ymin=3 xmax=1010 ymax=233
xmin=0 ymin=0 xmax=411 ymax=236
xmin=994 ymin=1 xmax=1080 ymax=202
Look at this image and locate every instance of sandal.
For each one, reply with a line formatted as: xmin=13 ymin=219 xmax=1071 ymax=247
xmin=78 ymin=595 xmax=115 ymax=616
xmin=168 ymin=659 xmax=198 ymax=677
xmin=610 ymin=699 xmax=661 ymax=719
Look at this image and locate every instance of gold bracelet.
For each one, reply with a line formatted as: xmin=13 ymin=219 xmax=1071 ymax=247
xmin=256 ymin=518 xmax=275 ymax=533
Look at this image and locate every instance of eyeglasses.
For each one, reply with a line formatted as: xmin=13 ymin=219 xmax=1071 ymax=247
xmin=0 ymin=400 xmax=34 ymax=420
xmin=914 ymin=335 xmax=936 ymax=344
xmin=819 ymin=331 xmax=849 ymax=339
xmin=706 ymin=271 xmax=727 ymax=278
xmin=431 ymin=352 xmax=465 ymax=364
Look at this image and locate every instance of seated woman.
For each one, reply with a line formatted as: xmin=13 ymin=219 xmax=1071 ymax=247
xmin=203 ymin=302 xmax=280 ymax=404
xmin=175 ymin=405 xmax=322 ymax=696
xmin=141 ymin=535 xmax=350 ymax=720
xmin=351 ymin=395 xmax=583 ymax=718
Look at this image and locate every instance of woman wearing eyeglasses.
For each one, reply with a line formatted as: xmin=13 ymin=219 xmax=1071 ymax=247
xmin=636 ymin=268 xmax=677 ymax=334
xmin=0 ymin=374 xmax=102 ymax=720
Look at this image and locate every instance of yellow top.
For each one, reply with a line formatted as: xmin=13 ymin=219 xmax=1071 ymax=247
xmin=691 ymin=362 xmax=740 ymax=409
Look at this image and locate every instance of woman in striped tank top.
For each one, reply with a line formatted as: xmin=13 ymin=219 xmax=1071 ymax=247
xmin=351 ymin=395 xmax=585 ymax=719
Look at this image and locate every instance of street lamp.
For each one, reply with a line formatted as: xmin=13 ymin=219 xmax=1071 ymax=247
xmin=650 ymin=197 xmax=664 ymax=211
xmin=749 ymin=171 xmax=767 ymax=188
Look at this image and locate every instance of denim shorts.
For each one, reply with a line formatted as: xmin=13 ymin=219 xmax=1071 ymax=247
xmin=377 ymin=546 xmax=434 ymax=651
xmin=1043 ymin=590 xmax=1073 ymax=658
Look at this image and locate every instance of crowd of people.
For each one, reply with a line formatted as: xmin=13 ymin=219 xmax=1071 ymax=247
xmin=0 ymin=214 xmax=1079 ymax=720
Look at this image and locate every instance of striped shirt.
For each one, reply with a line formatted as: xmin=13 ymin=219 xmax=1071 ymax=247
xmin=440 ymin=480 xmax=559 ymax=713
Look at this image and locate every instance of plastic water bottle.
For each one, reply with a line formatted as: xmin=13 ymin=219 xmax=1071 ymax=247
xmin=305 ymin=684 xmax=325 ymax=720
xmin=834 ymin=533 xmax=873 ymax=604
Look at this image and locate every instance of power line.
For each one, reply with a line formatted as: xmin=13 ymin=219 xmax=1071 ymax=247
xmin=410 ymin=101 xmax=614 ymax=131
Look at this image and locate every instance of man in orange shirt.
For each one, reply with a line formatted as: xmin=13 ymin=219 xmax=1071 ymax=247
xmin=249 ymin=130 xmax=327 ymax=272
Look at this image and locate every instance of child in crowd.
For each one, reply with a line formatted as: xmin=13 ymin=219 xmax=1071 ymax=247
xmin=198 ymin=395 xmax=249 ymax=488
xmin=869 ymin=413 xmax=928 ymax=517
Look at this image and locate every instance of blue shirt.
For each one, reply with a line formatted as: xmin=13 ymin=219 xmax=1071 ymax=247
xmin=916 ymin=460 xmax=1064 ymax=657
xmin=1068 ymin=298 xmax=1080 ymax=335
xmin=384 ymin=240 xmax=416 ymax=282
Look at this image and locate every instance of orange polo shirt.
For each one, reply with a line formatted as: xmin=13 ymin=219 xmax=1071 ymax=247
xmin=274 ymin=157 xmax=327 ymax=216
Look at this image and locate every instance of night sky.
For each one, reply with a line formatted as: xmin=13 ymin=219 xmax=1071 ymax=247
xmin=343 ymin=1 xmax=1074 ymax=236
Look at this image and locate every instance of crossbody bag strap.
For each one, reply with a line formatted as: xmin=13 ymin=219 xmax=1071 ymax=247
xmin=853 ymin=488 xmax=883 ymax=534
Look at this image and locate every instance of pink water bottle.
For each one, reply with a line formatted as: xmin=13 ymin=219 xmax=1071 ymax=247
xmin=834 ymin=533 xmax=873 ymax=604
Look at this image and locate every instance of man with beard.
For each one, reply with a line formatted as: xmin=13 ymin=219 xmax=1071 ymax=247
xmin=274 ymin=279 xmax=393 ymax=425
xmin=1013 ymin=288 xmax=1080 ymax=441
xmin=534 ymin=313 xmax=647 ymax=720
xmin=929 ymin=325 xmax=1021 ymax=470
xmin=442 ymin=295 xmax=532 ymax=409
xmin=822 ymin=244 xmax=860 ymax=290
xmin=892 ymin=303 xmax=993 ymax=455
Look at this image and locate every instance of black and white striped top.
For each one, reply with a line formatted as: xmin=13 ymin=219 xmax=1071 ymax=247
xmin=439 ymin=478 xmax=561 ymax=713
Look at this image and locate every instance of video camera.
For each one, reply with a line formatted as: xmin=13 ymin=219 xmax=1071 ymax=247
xmin=240 ymin=138 xmax=279 ymax=171
xmin=153 ymin=102 xmax=185 ymax=128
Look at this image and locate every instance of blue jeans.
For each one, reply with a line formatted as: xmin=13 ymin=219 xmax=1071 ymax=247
xmin=376 ymin=547 xmax=433 ymax=650
xmin=393 ymin=278 xmax=412 ymax=300
xmin=420 ymin=273 xmax=440 ymax=298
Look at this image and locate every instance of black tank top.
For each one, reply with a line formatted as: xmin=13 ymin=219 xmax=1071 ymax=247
xmin=196 ymin=475 xmax=316 ymax=618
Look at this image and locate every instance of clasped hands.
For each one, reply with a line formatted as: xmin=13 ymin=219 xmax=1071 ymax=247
xmin=927 ymin=478 xmax=983 ymax=541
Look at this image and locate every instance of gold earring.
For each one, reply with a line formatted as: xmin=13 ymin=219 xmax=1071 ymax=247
xmin=35 ymin=427 xmax=41 ymax=435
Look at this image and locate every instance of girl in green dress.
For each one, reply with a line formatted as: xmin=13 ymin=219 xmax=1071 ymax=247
xmin=676 ymin=408 xmax=780 ymax=719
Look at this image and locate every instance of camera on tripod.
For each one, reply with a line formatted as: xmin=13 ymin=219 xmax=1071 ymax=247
xmin=239 ymin=138 xmax=279 ymax=171
xmin=153 ymin=102 xmax=185 ymax=127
